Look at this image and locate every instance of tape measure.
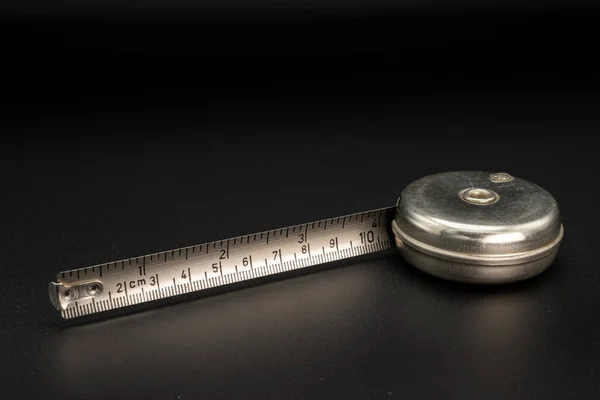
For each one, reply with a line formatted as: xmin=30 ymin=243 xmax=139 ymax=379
xmin=49 ymin=171 xmax=564 ymax=320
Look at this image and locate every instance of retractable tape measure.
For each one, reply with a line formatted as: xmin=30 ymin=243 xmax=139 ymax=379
xmin=49 ymin=171 xmax=564 ymax=319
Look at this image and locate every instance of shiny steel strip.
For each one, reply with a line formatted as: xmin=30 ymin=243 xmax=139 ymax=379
xmin=49 ymin=206 xmax=397 ymax=319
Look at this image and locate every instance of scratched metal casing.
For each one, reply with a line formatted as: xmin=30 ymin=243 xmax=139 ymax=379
xmin=391 ymin=171 xmax=564 ymax=284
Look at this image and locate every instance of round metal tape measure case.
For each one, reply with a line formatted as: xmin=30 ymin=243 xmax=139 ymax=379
xmin=391 ymin=171 xmax=564 ymax=284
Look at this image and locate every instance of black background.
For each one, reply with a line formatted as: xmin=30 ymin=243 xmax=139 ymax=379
xmin=1 ymin=1 xmax=600 ymax=399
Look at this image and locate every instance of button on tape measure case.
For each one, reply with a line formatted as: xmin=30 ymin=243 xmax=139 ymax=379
xmin=49 ymin=171 xmax=564 ymax=320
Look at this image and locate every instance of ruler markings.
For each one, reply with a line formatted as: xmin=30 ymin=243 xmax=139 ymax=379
xmin=52 ymin=207 xmax=395 ymax=319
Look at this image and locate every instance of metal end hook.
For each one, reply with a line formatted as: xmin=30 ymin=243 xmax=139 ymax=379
xmin=48 ymin=282 xmax=64 ymax=311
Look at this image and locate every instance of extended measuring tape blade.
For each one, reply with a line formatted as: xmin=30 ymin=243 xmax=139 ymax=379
xmin=49 ymin=207 xmax=397 ymax=319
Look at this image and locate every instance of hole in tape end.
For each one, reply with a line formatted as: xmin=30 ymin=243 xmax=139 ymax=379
xmin=48 ymin=280 xmax=104 ymax=311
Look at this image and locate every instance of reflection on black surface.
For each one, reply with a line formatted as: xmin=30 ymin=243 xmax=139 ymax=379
xmin=53 ymin=257 xmax=377 ymax=382
xmin=45 ymin=254 xmax=558 ymax=398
